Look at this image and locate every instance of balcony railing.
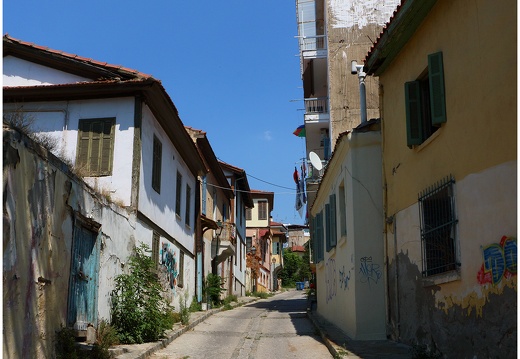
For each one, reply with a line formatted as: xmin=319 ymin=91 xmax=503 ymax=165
xmin=306 ymin=159 xmax=328 ymax=182
xmin=299 ymin=35 xmax=327 ymax=52
xmin=220 ymin=221 xmax=236 ymax=246
xmin=304 ymin=97 xmax=328 ymax=114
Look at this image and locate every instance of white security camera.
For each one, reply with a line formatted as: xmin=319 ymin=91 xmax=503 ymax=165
xmin=351 ymin=60 xmax=358 ymax=75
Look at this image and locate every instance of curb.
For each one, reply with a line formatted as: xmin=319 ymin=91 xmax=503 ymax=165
xmin=307 ymin=310 xmax=345 ymax=359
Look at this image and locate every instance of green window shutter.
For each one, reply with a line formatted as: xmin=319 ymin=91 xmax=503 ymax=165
xmin=405 ymin=81 xmax=423 ymax=147
xmin=316 ymin=211 xmax=323 ymax=262
xmin=325 ymin=203 xmax=331 ymax=252
xmin=76 ymin=118 xmax=115 ymax=176
xmin=311 ymin=216 xmax=317 ymax=263
xmin=330 ymin=194 xmax=337 ymax=248
xmin=176 ymin=172 xmax=182 ymax=215
xmin=100 ymin=120 xmax=115 ymax=175
xmin=77 ymin=121 xmax=91 ymax=171
xmin=89 ymin=122 xmax=102 ymax=174
xmin=428 ymin=52 xmax=447 ymax=125
xmin=152 ymin=136 xmax=162 ymax=193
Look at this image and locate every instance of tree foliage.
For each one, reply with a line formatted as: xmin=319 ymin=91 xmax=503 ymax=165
xmin=279 ymin=247 xmax=311 ymax=287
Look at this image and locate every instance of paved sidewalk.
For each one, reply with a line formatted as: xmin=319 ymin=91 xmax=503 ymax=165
xmin=109 ymin=296 xmax=259 ymax=359
xmin=307 ymin=306 xmax=412 ymax=359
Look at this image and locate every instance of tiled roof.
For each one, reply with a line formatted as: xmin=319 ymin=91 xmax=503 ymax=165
xmin=291 ymin=245 xmax=305 ymax=252
xmin=3 ymin=34 xmax=154 ymax=80
xmin=363 ymin=1 xmax=404 ymax=66
xmin=364 ymin=0 xmax=438 ymax=76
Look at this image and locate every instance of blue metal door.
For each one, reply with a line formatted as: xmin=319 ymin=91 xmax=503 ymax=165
xmin=67 ymin=223 xmax=100 ymax=330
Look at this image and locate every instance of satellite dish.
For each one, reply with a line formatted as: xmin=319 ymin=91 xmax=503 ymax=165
xmin=309 ymin=151 xmax=323 ymax=171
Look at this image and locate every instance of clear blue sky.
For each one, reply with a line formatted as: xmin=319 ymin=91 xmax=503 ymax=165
xmin=3 ymin=0 xmax=309 ymax=225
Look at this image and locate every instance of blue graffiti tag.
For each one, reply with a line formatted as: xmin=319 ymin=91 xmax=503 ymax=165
xmin=482 ymin=237 xmax=517 ymax=285
xmin=359 ymin=256 xmax=382 ymax=287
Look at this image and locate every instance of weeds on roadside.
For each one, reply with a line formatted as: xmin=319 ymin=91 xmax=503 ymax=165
xmin=410 ymin=343 xmax=442 ymax=359
xmin=111 ymin=243 xmax=175 ymax=344
xmin=55 ymin=320 xmax=119 ymax=359
xmin=179 ymin=292 xmax=191 ymax=325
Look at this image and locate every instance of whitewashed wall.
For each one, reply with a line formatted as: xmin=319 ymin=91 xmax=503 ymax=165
xmin=3 ymin=96 xmax=136 ymax=206
xmin=3 ymin=56 xmax=90 ymax=86
xmin=138 ymin=104 xmax=197 ymax=255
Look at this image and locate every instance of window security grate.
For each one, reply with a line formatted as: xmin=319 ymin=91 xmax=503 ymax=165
xmin=419 ymin=176 xmax=458 ymax=277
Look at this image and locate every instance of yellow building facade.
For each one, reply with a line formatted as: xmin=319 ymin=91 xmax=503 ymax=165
xmin=365 ymin=0 xmax=517 ymax=356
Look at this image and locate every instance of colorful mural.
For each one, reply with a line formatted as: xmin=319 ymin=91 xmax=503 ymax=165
xmin=477 ymin=236 xmax=517 ymax=285
xmin=160 ymin=242 xmax=178 ymax=289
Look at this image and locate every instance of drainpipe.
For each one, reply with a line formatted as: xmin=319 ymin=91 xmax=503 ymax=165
xmin=351 ymin=61 xmax=367 ymax=123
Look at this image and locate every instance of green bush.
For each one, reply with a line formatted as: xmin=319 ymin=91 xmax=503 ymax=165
xmin=204 ymin=273 xmax=226 ymax=306
xmin=55 ymin=322 xmax=116 ymax=359
xmin=111 ymin=243 xmax=175 ymax=344
xmin=189 ymin=297 xmax=202 ymax=312
xmin=55 ymin=327 xmax=79 ymax=359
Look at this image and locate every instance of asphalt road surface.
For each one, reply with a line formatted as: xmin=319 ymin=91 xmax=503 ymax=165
xmin=150 ymin=290 xmax=333 ymax=359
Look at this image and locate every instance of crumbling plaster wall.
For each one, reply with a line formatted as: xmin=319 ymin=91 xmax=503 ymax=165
xmin=326 ymin=0 xmax=399 ymax=145
xmin=385 ymin=164 xmax=517 ymax=358
xmin=3 ymin=127 xmax=136 ymax=359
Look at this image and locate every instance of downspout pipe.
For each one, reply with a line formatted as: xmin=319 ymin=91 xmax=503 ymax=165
xmin=351 ymin=61 xmax=367 ymax=123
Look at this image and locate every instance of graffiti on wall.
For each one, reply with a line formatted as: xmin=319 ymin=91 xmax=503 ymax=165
xmin=338 ymin=266 xmax=351 ymax=290
xmin=160 ymin=242 xmax=178 ymax=290
xmin=359 ymin=256 xmax=382 ymax=287
xmin=477 ymin=236 xmax=517 ymax=285
xmin=325 ymin=257 xmax=337 ymax=303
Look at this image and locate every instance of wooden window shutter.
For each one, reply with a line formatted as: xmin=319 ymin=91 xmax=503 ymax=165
xmin=185 ymin=185 xmax=191 ymax=226
xmin=325 ymin=203 xmax=331 ymax=252
xmin=77 ymin=118 xmax=114 ymax=176
xmin=428 ymin=52 xmax=447 ymax=125
xmin=316 ymin=211 xmax=324 ymax=262
xmin=405 ymin=81 xmax=423 ymax=147
xmin=152 ymin=136 xmax=162 ymax=193
xmin=311 ymin=215 xmax=317 ymax=263
xmin=89 ymin=121 xmax=102 ymax=174
xmin=176 ymin=172 xmax=182 ymax=215
xmin=330 ymin=194 xmax=337 ymax=248
xmin=100 ymin=120 xmax=114 ymax=174
xmin=77 ymin=120 xmax=91 ymax=171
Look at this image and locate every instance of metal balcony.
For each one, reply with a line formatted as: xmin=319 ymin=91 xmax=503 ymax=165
xmin=304 ymin=97 xmax=328 ymax=114
xmin=299 ymin=35 xmax=327 ymax=52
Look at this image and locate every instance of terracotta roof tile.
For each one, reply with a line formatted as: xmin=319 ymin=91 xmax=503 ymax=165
xmin=4 ymin=34 xmax=153 ymax=79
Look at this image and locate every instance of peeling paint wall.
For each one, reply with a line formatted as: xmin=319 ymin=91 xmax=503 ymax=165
xmin=3 ymin=127 xmax=136 ymax=359
xmin=326 ymin=0 xmax=399 ymax=146
xmin=386 ymin=164 xmax=517 ymax=357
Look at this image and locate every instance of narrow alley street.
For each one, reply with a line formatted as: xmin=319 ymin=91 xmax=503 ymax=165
xmin=150 ymin=290 xmax=332 ymax=359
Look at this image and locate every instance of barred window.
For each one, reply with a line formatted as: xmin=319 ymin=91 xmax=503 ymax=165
xmin=419 ymin=176 xmax=458 ymax=277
